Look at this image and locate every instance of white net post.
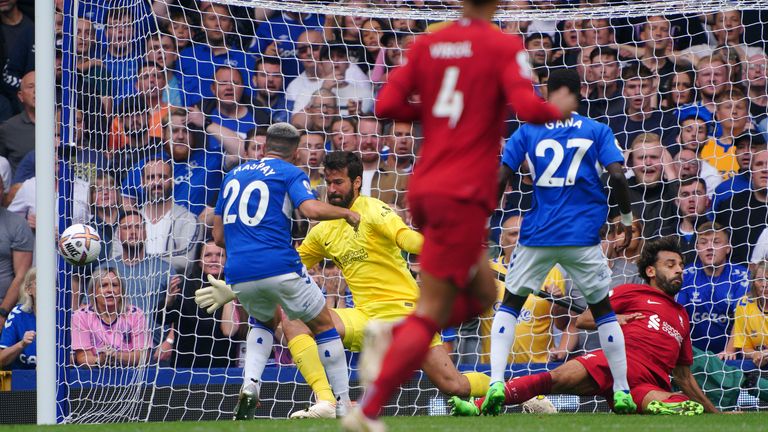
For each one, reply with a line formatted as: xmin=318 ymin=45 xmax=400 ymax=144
xmin=36 ymin=0 xmax=58 ymax=424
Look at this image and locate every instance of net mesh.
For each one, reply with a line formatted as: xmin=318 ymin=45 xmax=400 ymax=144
xmin=43 ymin=0 xmax=768 ymax=423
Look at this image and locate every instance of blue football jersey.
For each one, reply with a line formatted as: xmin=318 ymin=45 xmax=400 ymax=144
xmin=502 ymin=114 xmax=624 ymax=247
xmin=676 ymin=263 xmax=749 ymax=353
xmin=215 ymin=158 xmax=316 ymax=284
xmin=0 ymin=305 xmax=37 ymax=369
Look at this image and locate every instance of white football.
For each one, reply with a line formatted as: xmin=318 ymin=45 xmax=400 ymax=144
xmin=59 ymin=224 xmax=102 ymax=266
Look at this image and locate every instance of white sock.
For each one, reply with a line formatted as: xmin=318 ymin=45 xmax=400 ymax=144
xmin=595 ymin=314 xmax=629 ymax=392
xmin=490 ymin=307 xmax=519 ymax=385
xmin=315 ymin=328 xmax=350 ymax=405
xmin=245 ymin=322 xmax=274 ymax=394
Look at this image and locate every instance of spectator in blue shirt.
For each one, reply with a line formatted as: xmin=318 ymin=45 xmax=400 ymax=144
xmin=145 ymin=34 xmax=183 ymax=107
xmin=251 ymin=57 xmax=290 ymax=124
xmin=122 ymin=107 xmax=224 ymax=217
xmin=675 ymin=178 xmax=711 ymax=265
xmin=100 ymin=7 xmax=146 ymax=108
xmin=177 ymin=2 xmax=255 ymax=107
xmin=677 ymin=222 xmax=750 ymax=355
xmin=608 ymin=64 xmax=679 ymax=150
xmin=250 ymin=10 xmax=324 ymax=84
xmin=712 ymin=131 xmax=767 ymax=211
xmin=0 ymin=267 xmax=36 ymax=370
xmin=205 ymin=66 xmax=262 ymax=132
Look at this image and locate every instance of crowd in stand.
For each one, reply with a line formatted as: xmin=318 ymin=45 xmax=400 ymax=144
xmin=0 ymin=0 xmax=768 ymax=409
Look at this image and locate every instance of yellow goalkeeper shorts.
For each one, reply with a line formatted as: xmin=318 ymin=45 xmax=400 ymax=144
xmin=332 ymin=301 xmax=442 ymax=352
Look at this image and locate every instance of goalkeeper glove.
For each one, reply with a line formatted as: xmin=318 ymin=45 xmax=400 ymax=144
xmin=195 ymin=274 xmax=237 ymax=314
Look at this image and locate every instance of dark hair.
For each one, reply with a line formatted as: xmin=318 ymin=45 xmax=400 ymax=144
xmin=524 ymin=32 xmax=553 ymax=47
xmin=589 ymin=46 xmax=618 ymax=63
xmin=661 ymin=64 xmax=695 ymax=96
xmin=637 ymin=237 xmax=683 ymax=284
xmin=246 ymin=126 xmax=269 ymax=141
xmin=678 ymin=176 xmax=707 ymax=194
xmin=118 ymin=95 xmax=149 ymax=117
xmin=107 ymin=7 xmax=133 ymax=23
xmin=547 ymin=68 xmax=581 ymax=99
xmin=621 ymin=62 xmax=654 ymax=81
xmin=255 ymin=56 xmax=281 ymax=70
xmin=696 ymin=221 xmax=730 ymax=240
xmin=301 ymin=130 xmax=327 ymax=141
xmin=117 ymin=208 xmax=145 ymax=224
xmin=138 ymin=60 xmax=164 ymax=73
xmin=713 ymin=86 xmax=746 ymax=104
xmin=330 ymin=116 xmax=358 ymax=131
xmin=264 ymin=123 xmax=301 ymax=157
xmin=324 ymin=151 xmax=363 ymax=188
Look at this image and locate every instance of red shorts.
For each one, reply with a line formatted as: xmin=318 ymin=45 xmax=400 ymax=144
xmin=409 ymin=194 xmax=489 ymax=288
xmin=575 ymin=350 xmax=681 ymax=412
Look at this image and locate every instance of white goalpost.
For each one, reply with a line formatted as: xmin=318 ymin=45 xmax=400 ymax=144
xmin=33 ymin=0 xmax=768 ymax=424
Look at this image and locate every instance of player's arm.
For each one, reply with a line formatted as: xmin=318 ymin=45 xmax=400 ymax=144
xmin=605 ymin=161 xmax=633 ymax=254
xmin=374 ymin=206 xmax=423 ymax=254
xmin=576 ymin=311 xmax=645 ymax=330
xmin=498 ymin=130 xmax=525 ymax=202
xmin=375 ymin=43 xmax=420 ymax=121
xmin=497 ymin=163 xmax=514 ymax=204
xmin=502 ymin=41 xmax=570 ymax=123
xmin=297 ymin=227 xmax=327 ymax=269
xmin=671 ymin=364 xmax=719 ymax=413
xmin=396 ymin=229 xmax=423 ymax=255
xmin=212 ymin=215 xmax=225 ymax=248
xmin=298 ymin=199 xmax=360 ymax=228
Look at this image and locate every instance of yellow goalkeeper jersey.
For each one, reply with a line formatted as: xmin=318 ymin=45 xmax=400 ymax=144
xmin=298 ymin=196 xmax=420 ymax=313
xmin=732 ymin=295 xmax=768 ymax=351
xmin=479 ymin=256 xmax=564 ymax=364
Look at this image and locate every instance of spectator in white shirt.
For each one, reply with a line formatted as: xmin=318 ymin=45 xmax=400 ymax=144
xmin=123 ymin=159 xmax=201 ymax=274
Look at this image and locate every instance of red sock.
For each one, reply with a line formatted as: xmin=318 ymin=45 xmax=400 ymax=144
xmin=447 ymin=293 xmax=484 ymax=327
xmin=503 ymin=373 xmax=553 ymax=404
xmin=361 ymin=314 xmax=439 ymax=418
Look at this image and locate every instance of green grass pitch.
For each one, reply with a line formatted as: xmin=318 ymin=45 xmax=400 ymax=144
xmin=4 ymin=414 xmax=767 ymax=432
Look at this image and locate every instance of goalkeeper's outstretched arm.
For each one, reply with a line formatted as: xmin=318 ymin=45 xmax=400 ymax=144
xmin=672 ymin=365 xmax=719 ymax=413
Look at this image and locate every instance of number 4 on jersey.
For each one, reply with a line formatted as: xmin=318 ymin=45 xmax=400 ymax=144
xmin=432 ymin=66 xmax=464 ymax=128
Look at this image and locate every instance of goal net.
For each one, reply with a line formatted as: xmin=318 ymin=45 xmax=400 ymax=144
xmin=46 ymin=0 xmax=768 ymax=423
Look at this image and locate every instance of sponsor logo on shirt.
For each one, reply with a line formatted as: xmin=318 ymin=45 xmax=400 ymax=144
xmin=19 ymin=354 xmax=36 ymax=365
xmin=691 ymin=290 xmax=701 ymax=303
xmin=690 ymin=311 xmax=729 ymax=324
xmin=647 ymin=314 xmax=683 ymax=345
xmin=336 ymin=248 xmax=368 ymax=267
xmin=647 ymin=314 xmax=661 ymax=331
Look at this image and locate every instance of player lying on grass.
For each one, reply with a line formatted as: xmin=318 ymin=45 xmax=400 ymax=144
xmin=198 ymin=151 xmax=509 ymax=419
xmin=449 ymin=237 xmax=719 ymax=416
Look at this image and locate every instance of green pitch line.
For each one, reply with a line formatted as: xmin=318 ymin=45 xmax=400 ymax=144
xmin=5 ymin=413 xmax=766 ymax=432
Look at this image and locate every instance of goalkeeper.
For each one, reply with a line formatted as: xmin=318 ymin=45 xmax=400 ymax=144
xmin=197 ymin=151 xmax=491 ymax=418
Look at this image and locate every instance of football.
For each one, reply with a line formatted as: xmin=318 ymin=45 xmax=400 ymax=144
xmin=58 ymin=224 xmax=102 ymax=266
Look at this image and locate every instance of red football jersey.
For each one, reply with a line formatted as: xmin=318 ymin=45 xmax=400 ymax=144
xmin=610 ymin=284 xmax=694 ymax=388
xmin=376 ymin=18 xmax=561 ymax=211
